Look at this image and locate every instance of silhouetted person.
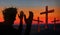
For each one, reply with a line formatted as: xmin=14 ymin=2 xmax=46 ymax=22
xmin=0 ymin=22 xmax=4 ymax=34
xmin=2 ymin=7 xmax=17 ymax=35
xmin=18 ymin=11 xmax=24 ymax=35
xmin=24 ymin=11 xmax=34 ymax=35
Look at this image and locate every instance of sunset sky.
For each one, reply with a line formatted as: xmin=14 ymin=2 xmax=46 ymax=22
xmin=0 ymin=0 xmax=60 ymax=25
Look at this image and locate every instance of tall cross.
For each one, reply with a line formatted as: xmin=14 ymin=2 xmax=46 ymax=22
xmin=51 ymin=18 xmax=59 ymax=31
xmin=33 ymin=17 xmax=43 ymax=32
xmin=40 ymin=6 xmax=54 ymax=29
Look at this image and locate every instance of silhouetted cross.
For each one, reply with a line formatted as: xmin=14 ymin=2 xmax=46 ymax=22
xmin=33 ymin=17 xmax=43 ymax=32
xmin=51 ymin=18 xmax=59 ymax=31
xmin=40 ymin=6 xmax=54 ymax=29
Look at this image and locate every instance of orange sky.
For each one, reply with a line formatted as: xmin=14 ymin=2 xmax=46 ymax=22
xmin=0 ymin=6 xmax=60 ymax=25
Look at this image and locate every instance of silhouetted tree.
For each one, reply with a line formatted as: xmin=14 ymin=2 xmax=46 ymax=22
xmin=18 ymin=11 xmax=24 ymax=35
xmin=2 ymin=7 xmax=17 ymax=35
xmin=24 ymin=11 xmax=34 ymax=35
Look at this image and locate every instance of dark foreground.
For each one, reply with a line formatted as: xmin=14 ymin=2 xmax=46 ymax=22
xmin=14 ymin=24 xmax=60 ymax=35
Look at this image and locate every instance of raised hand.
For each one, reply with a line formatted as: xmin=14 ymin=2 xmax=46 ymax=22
xmin=24 ymin=11 xmax=34 ymax=35
xmin=18 ymin=11 xmax=24 ymax=18
xmin=18 ymin=11 xmax=24 ymax=35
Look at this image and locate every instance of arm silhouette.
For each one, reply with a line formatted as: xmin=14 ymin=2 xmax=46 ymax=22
xmin=24 ymin=11 xmax=34 ymax=35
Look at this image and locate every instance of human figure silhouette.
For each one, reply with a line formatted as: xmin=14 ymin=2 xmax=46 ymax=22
xmin=1 ymin=7 xmax=18 ymax=35
xmin=18 ymin=11 xmax=24 ymax=35
xmin=24 ymin=11 xmax=34 ymax=35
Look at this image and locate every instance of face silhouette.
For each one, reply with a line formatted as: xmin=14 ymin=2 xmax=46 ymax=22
xmin=3 ymin=7 xmax=17 ymax=25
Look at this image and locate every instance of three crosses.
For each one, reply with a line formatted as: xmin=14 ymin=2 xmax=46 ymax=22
xmin=33 ymin=6 xmax=60 ymax=32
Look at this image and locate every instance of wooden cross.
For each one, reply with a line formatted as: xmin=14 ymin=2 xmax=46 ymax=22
xmin=33 ymin=17 xmax=43 ymax=32
xmin=40 ymin=6 xmax=54 ymax=29
xmin=51 ymin=18 xmax=59 ymax=31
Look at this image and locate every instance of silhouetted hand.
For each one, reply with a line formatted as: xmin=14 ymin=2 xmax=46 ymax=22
xmin=18 ymin=11 xmax=24 ymax=18
xmin=24 ymin=11 xmax=34 ymax=35
xmin=18 ymin=11 xmax=24 ymax=35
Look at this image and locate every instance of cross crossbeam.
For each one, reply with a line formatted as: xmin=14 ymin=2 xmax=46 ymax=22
xmin=40 ymin=6 xmax=54 ymax=29
xmin=51 ymin=18 xmax=59 ymax=31
xmin=33 ymin=17 xmax=43 ymax=32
